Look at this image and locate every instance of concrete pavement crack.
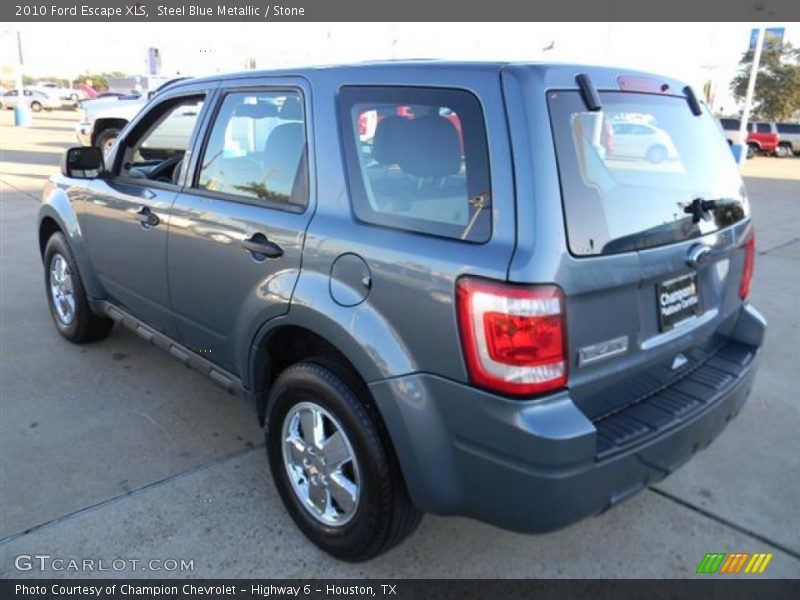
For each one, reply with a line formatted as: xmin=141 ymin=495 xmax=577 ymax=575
xmin=0 ymin=444 xmax=265 ymax=546
xmin=648 ymin=487 xmax=800 ymax=560
xmin=758 ymin=237 xmax=800 ymax=256
xmin=0 ymin=177 xmax=41 ymax=202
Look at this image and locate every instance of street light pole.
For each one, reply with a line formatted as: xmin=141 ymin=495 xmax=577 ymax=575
xmin=737 ymin=26 xmax=765 ymax=165
xmin=15 ymin=30 xmax=24 ymax=91
xmin=14 ymin=29 xmax=31 ymax=127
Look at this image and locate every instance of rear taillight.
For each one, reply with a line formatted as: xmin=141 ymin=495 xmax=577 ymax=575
xmin=456 ymin=277 xmax=567 ymax=396
xmin=739 ymin=235 xmax=756 ymax=300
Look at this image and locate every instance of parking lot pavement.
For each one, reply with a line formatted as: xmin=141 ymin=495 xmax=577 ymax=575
xmin=1 ymin=111 xmax=799 ymax=578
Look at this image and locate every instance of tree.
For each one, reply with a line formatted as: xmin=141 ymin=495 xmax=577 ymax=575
xmin=74 ymin=72 xmax=128 ymax=92
xmin=731 ymin=43 xmax=800 ymax=121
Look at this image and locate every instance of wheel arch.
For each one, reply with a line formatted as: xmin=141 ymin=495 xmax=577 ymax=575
xmin=38 ymin=215 xmax=62 ymax=257
xmin=90 ymin=118 xmax=128 ymax=145
xmin=38 ymin=188 xmax=104 ymax=299
xmin=246 ymin=296 xmax=417 ymax=426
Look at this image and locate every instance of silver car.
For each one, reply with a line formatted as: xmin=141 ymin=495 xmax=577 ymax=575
xmin=0 ymin=88 xmax=62 ymax=112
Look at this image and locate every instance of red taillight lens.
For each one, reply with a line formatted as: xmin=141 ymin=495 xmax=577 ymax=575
xmin=739 ymin=235 xmax=756 ymax=300
xmin=457 ymin=277 xmax=567 ymax=396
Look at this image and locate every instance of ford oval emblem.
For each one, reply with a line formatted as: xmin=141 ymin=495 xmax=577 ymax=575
xmin=686 ymin=244 xmax=712 ymax=269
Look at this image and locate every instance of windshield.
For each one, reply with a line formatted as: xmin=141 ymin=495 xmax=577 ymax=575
xmin=548 ymin=91 xmax=749 ymax=256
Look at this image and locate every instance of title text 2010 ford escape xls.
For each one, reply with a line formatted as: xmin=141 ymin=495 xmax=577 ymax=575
xmin=38 ymin=62 xmax=766 ymax=561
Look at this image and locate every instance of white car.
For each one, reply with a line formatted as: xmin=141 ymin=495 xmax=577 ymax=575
xmin=610 ymin=121 xmax=678 ymax=163
xmin=35 ymin=81 xmax=85 ymax=103
xmin=0 ymin=89 xmax=61 ymax=112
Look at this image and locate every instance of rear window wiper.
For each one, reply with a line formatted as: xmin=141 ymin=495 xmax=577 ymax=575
xmin=460 ymin=191 xmax=491 ymax=240
xmin=576 ymin=74 xmax=602 ymax=112
xmin=683 ymin=198 xmax=718 ymax=223
xmin=683 ymin=85 xmax=703 ymax=116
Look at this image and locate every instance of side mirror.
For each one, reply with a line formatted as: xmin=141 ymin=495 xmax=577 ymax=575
xmin=61 ymin=146 xmax=105 ymax=179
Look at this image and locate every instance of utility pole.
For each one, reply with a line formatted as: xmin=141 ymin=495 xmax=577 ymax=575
xmin=15 ymin=30 xmax=23 ymax=91
xmin=14 ymin=29 xmax=30 ymax=127
xmin=736 ymin=27 xmax=765 ymax=165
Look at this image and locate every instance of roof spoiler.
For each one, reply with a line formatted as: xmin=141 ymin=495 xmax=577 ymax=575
xmin=576 ymin=74 xmax=602 ymax=112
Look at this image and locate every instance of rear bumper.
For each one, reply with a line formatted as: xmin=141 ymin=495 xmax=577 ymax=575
xmin=370 ymin=304 xmax=765 ymax=533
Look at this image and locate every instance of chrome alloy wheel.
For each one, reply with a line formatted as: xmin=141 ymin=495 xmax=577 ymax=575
xmin=281 ymin=401 xmax=361 ymax=526
xmin=49 ymin=253 xmax=76 ymax=325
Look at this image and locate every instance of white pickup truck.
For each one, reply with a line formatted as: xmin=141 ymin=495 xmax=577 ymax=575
xmin=75 ymin=78 xmax=191 ymax=151
xmin=75 ymin=95 xmax=148 ymax=151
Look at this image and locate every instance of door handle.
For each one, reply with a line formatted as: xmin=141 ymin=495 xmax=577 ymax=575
xmin=134 ymin=206 xmax=160 ymax=228
xmin=242 ymin=233 xmax=283 ymax=259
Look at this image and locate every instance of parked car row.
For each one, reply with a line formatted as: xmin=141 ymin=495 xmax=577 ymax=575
xmin=718 ymin=117 xmax=800 ymax=157
xmin=0 ymin=82 xmax=90 ymax=112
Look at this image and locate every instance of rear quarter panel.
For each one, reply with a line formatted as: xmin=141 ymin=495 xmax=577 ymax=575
xmin=265 ymin=65 xmax=518 ymax=384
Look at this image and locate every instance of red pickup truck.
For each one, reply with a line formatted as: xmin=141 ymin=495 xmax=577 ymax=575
xmin=719 ymin=117 xmax=780 ymax=156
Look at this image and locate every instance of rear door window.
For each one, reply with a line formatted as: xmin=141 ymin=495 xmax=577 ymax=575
xmin=195 ymin=90 xmax=308 ymax=208
xmin=339 ymin=86 xmax=491 ymax=243
xmin=548 ymin=91 xmax=749 ymax=256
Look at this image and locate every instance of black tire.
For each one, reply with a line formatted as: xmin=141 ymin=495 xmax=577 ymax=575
xmin=70 ymin=93 xmax=79 ymax=102
xmin=646 ymin=144 xmax=667 ymax=164
xmin=43 ymin=232 xmax=114 ymax=344
xmin=30 ymin=101 xmax=42 ymax=112
xmin=95 ymin=128 xmax=121 ymax=153
xmin=266 ymin=359 xmax=422 ymax=562
xmin=747 ymin=143 xmax=759 ymax=159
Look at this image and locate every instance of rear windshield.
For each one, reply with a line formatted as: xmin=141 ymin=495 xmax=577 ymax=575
xmin=548 ymin=91 xmax=749 ymax=256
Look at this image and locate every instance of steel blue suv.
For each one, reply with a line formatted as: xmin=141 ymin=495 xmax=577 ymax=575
xmin=38 ymin=61 xmax=766 ymax=561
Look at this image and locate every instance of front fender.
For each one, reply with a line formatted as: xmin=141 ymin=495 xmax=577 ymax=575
xmin=246 ymin=270 xmax=417 ymax=392
xmin=38 ymin=180 xmax=104 ymax=299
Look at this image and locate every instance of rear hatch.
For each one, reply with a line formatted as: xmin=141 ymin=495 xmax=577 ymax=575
xmin=511 ymin=74 xmax=753 ymax=421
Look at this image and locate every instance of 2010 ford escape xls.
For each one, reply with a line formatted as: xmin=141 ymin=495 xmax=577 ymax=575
xmin=38 ymin=62 xmax=766 ymax=561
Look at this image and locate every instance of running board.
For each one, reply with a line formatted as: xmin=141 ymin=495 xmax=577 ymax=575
xmin=98 ymin=300 xmax=247 ymax=399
